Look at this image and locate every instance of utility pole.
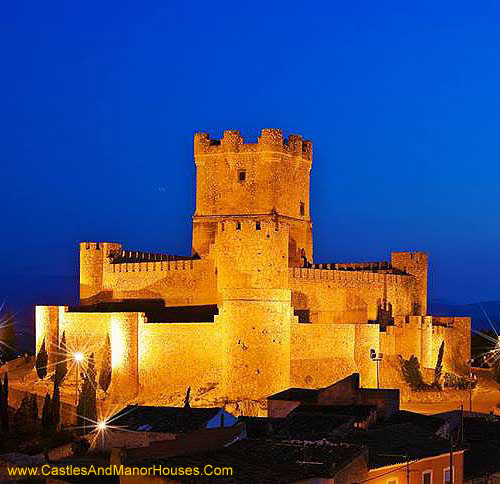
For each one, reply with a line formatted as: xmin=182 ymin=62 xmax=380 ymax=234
xmin=449 ymin=433 xmax=454 ymax=484
xmin=406 ymin=452 xmax=410 ymax=484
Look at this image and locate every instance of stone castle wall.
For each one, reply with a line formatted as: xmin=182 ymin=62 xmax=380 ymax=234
xmin=289 ymin=267 xmax=415 ymax=323
xmin=33 ymin=129 xmax=472 ymax=411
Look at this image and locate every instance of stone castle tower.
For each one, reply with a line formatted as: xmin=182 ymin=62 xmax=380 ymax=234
xmin=193 ymin=128 xmax=313 ymax=267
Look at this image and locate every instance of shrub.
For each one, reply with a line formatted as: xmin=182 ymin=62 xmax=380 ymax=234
xmin=444 ymin=372 xmax=477 ymax=390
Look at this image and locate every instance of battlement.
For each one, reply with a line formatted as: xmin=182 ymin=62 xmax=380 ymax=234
xmin=194 ymin=129 xmax=312 ymax=161
xmin=110 ymin=258 xmax=198 ymax=273
xmin=289 ymin=267 xmax=413 ymax=286
xmin=310 ymin=261 xmax=406 ymax=274
xmin=109 ymin=250 xmax=194 ymax=264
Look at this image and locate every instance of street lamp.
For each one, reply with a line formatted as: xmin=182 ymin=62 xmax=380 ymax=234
xmin=370 ymin=349 xmax=383 ymax=389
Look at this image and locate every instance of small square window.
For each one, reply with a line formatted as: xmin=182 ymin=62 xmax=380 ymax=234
xmin=236 ymin=222 xmax=241 ymax=230
xmin=256 ymin=222 xmax=261 ymax=230
xmin=300 ymin=201 xmax=305 ymax=216
xmin=238 ymin=170 xmax=246 ymax=182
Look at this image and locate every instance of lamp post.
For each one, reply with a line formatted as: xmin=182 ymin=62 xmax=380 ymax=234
xmin=467 ymin=358 xmax=473 ymax=414
xmin=370 ymin=349 xmax=383 ymax=389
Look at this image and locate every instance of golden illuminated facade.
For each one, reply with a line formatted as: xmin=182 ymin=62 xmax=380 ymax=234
xmin=35 ymin=129 xmax=471 ymax=410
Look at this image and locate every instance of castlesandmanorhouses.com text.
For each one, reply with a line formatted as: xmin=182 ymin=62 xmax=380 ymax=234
xmin=8 ymin=464 xmax=233 ymax=478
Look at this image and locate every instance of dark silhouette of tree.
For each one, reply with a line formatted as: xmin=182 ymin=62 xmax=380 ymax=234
xmin=0 ymin=310 xmax=17 ymax=362
xmin=87 ymin=353 xmax=96 ymax=384
xmin=434 ymin=341 xmax=445 ymax=386
xmin=400 ymin=355 xmax=425 ymax=390
xmin=52 ymin=378 xmax=61 ymax=430
xmin=183 ymin=386 xmax=191 ymax=408
xmin=99 ymin=334 xmax=112 ymax=394
xmin=35 ymin=339 xmax=48 ymax=380
xmin=1 ymin=373 xmax=9 ymax=432
xmin=14 ymin=394 xmax=38 ymax=433
xmin=55 ymin=332 xmax=68 ymax=385
xmin=41 ymin=393 xmax=52 ymax=432
xmin=76 ymin=362 xmax=97 ymax=434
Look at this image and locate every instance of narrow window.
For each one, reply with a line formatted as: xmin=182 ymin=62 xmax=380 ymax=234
xmin=256 ymin=222 xmax=261 ymax=230
xmin=236 ymin=222 xmax=241 ymax=230
xmin=238 ymin=170 xmax=246 ymax=182
xmin=300 ymin=201 xmax=305 ymax=216
xmin=444 ymin=468 xmax=453 ymax=484
xmin=422 ymin=471 xmax=432 ymax=484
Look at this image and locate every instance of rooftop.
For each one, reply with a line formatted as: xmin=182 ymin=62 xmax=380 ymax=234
xmin=124 ymin=439 xmax=366 ymax=483
xmin=291 ymin=404 xmax=377 ymax=422
xmin=346 ymin=423 xmax=461 ymax=468
xmin=108 ymin=405 xmax=224 ymax=434
xmin=68 ymin=301 xmax=219 ymax=323
xmin=267 ymin=388 xmax=319 ymax=402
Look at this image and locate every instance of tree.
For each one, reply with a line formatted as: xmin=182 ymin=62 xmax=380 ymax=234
xmin=99 ymin=334 xmax=112 ymax=394
xmin=52 ymin=378 xmax=61 ymax=430
xmin=55 ymin=332 xmax=68 ymax=385
xmin=14 ymin=394 xmax=38 ymax=433
xmin=0 ymin=309 xmax=16 ymax=362
xmin=35 ymin=339 xmax=48 ymax=380
xmin=400 ymin=355 xmax=425 ymax=390
xmin=41 ymin=393 xmax=52 ymax=432
xmin=2 ymin=373 xmax=9 ymax=432
xmin=434 ymin=341 xmax=445 ymax=386
xmin=183 ymin=386 xmax=191 ymax=408
xmin=87 ymin=352 xmax=96 ymax=385
xmin=76 ymin=371 xmax=97 ymax=434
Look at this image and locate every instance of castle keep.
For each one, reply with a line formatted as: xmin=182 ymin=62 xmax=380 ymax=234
xmin=35 ymin=129 xmax=471 ymax=409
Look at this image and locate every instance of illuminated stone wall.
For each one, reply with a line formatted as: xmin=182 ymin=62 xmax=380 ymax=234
xmin=289 ymin=268 xmax=415 ymax=323
xmin=212 ymin=219 xmax=293 ymax=401
xmin=32 ymin=129 xmax=472 ymax=411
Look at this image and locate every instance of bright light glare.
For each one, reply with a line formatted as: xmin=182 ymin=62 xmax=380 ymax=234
xmin=73 ymin=351 xmax=84 ymax=363
xmin=97 ymin=420 xmax=107 ymax=431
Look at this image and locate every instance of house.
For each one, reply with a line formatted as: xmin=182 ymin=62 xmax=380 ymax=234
xmin=117 ymin=439 xmax=369 ymax=484
xmin=267 ymin=373 xmax=399 ymax=420
xmin=346 ymin=422 xmax=465 ymax=484
xmin=290 ymin=404 xmax=378 ymax=429
xmin=96 ymin=405 xmax=237 ymax=449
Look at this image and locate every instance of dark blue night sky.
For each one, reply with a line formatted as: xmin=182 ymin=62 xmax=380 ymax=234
xmin=2 ymin=1 xmax=500 ymax=339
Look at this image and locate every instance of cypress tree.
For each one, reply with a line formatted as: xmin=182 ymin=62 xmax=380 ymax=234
xmin=76 ymin=371 xmax=97 ymax=434
xmin=87 ymin=352 xmax=96 ymax=385
xmin=183 ymin=386 xmax=191 ymax=408
xmin=30 ymin=393 xmax=38 ymax=425
xmin=434 ymin=341 xmax=445 ymax=386
xmin=99 ymin=334 xmax=112 ymax=394
xmin=35 ymin=339 xmax=48 ymax=380
xmin=55 ymin=332 xmax=68 ymax=385
xmin=2 ymin=373 xmax=9 ymax=432
xmin=52 ymin=378 xmax=61 ymax=430
xmin=41 ymin=393 xmax=52 ymax=432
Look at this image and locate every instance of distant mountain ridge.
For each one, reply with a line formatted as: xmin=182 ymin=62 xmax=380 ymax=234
xmin=429 ymin=300 xmax=500 ymax=331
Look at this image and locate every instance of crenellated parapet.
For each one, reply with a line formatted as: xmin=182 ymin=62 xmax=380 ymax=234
xmin=194 ymin=129 xmax=312 ymax=162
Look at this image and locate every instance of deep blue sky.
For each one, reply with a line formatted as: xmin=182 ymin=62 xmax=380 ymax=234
xmin=2 ymin=1 xmax=500 ymax=335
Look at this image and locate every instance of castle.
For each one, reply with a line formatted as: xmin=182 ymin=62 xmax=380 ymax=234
xmin=35 ymin=128 xmax=471 ymax=410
